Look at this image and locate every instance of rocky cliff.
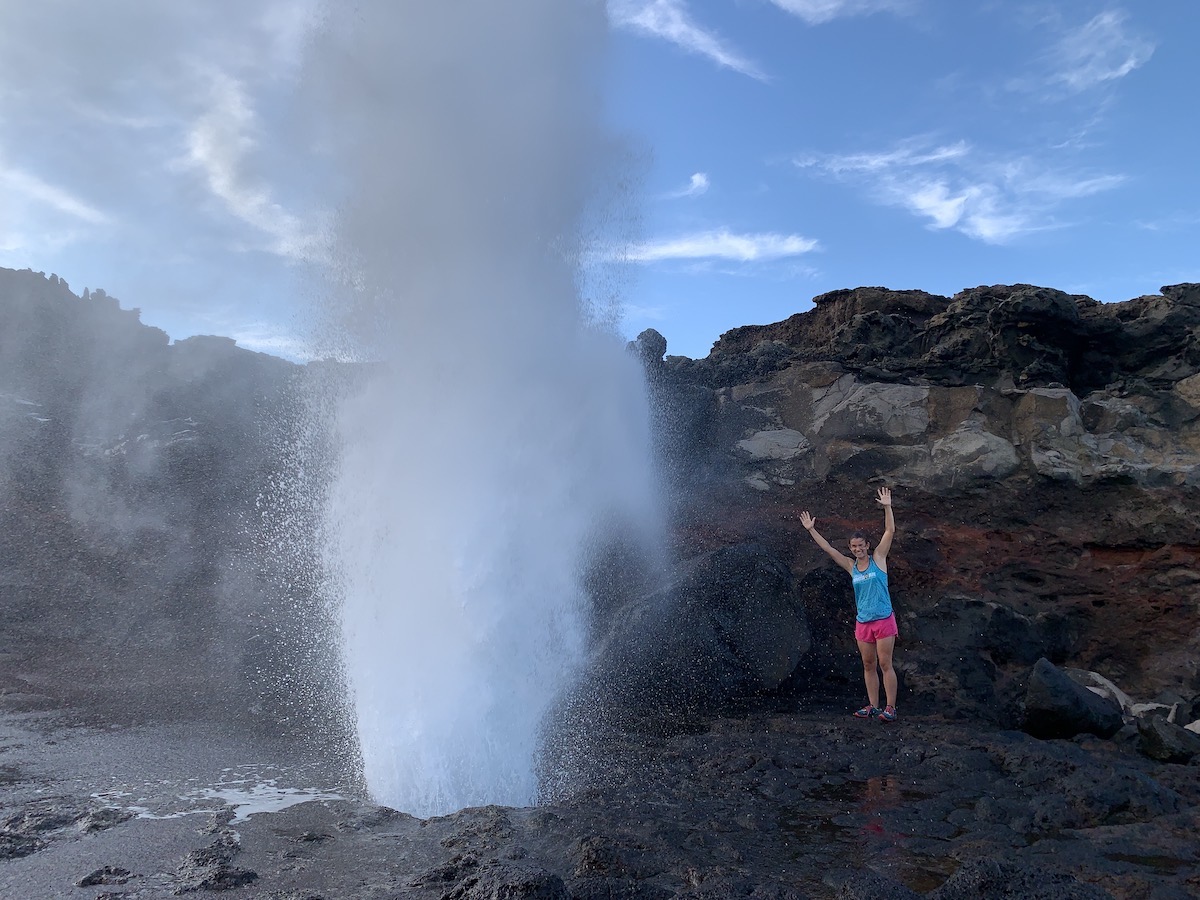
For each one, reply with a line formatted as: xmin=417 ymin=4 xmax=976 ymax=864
xmin=4 ymin=270 xmax=1200 ymax=898
xmin=5 ymin=268 xmax=1198 ymax=735
xmin=0 ymin=267 xmax=341 ymax=737
xmin=630 ymin=282 xmax=1200 ymax=728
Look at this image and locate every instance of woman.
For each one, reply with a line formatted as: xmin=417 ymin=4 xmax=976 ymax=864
xmin=799 ymin=487 xmax=899 ymax=722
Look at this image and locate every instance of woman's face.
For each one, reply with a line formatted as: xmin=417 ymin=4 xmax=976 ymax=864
xmin=849 ymin=538 xmax=870 ymax=559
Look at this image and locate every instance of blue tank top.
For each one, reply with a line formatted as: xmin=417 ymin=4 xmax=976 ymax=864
xmin=851 ymin=558 xmax=892 ymax=623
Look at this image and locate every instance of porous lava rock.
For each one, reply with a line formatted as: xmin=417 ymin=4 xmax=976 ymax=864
xmin=444 ymin=860 xmax=571 ymax=899
xmin=641 ymin=282 xmax=1200 ymax=730
xmin=590 ymin=542 xmax=810 ymax=713
xmin=1136 ymin=716 xmax=1200 ymax=763
xmin=1023 ymin=657 xmax=1125 ymax=739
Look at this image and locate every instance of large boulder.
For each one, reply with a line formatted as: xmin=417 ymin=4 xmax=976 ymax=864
xmin=1136 ymin=717 xmax=1200 ymax=764
xmin=590 ymin=543 xmax=810 ymax=712
xmin=1023 ymin=658 xmax=1125 ymax=740
xmin=897 ymin=596 xmax=1072 ymax=723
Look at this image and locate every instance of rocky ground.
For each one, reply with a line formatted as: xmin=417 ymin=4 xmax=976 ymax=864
xmin=2 ymin=687 xmax=1198 ymax=900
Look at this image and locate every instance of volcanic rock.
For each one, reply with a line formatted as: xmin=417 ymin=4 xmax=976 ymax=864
xmin=641 ymin=281 xmax=1200 ymax=733
xmin=1023 ymin=657 xmax=1125 ymax=739
xmin=444 ymin=860 xmax=570 ymax=899
xmin=6 ymin=270 xmax=1200 ymax=897
xmin=1136 ymin=716 xmax=1200 ymax=763
xmin=928 ymin=857 xmax=1112 ymax=898
xmin=77 ymin=866 xmax=132 ymax=887
xmin=591 ymin=542 xmax=810 ymax=712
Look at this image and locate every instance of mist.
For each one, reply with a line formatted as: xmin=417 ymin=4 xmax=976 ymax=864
xmin=296 ymin=1 xmax=664 ymax=815
xmin=0 ymin=0 xmax=664 ymax=817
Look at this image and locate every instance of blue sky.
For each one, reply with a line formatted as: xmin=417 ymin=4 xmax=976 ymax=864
xmin=0 ymin=1 xmax=1196 ymax=360
xmin=609 ymin=0 xmax=1198 ymax=357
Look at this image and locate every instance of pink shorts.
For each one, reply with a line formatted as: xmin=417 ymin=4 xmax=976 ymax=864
xmin=855 ymin=613 xmax=898 ymax=644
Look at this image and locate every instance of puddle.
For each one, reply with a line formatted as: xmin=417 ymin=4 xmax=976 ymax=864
xmin=91 ymin=763 xmax=344 ymax=822
xmin=1103 ymin=852 xmax=1193 ymax=873
xmin=808 ymin=775 xmax=931 ymax=806
xmin=782 ymin=775 xmax=956 ymax=894
xmin=882 ymin=855 xmax=961 ymax=893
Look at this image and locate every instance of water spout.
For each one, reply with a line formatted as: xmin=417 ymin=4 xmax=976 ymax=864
xmin=303 ymin=0 xmax=662 ymax=816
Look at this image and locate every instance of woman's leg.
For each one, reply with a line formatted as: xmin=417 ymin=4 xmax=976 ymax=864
xmin=856 ymin=639 xmax=880 ymax=709
xmin=876 ymin=635 xmax=897 ymax=708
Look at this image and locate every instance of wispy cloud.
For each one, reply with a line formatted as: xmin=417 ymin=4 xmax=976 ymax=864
xmin=0 ymin=2 xmax=329 ymax=270
xmin=1008 ymin=9 xmax=1155 ymax=99
xmin=764 ymin=0 xmax=911 ymax=25
xmin=1051 ymin=10 xmax=1154 ymax=93
xmin=797 ymin=138 xmax=1126 ymax=243
xmin=0 ymin=162 xmax=111 ymax=225
xmin=627 ymin=229 xmax=819 ymax=263
xmin=795 ymin=141 xmax=969 ymax=175
xmin=1134 ymin=212 xmax=1200 ymax=233
xmin=0 ymin=148 xmax=112 ymax=258
xmin=663 ymin=171 xmax=710 ymax=199
xmin=182 ymin=71 xmax=325 ymax=261
xmin=609 ymin=0 xmax=767 ymax=80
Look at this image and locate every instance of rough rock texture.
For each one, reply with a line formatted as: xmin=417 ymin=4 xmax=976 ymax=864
xmin=444 ymin=860 xmax=571 ymax=899
xmin=929 ymin=858 xmax=1112 ymax=899
xmin=670 ymin=283 xmax=1200 ymax=394
xmin=1023 ymin=657 xmax=1125 ymax=740
xmin=590 ymin=542 xmax=810 ymax=714
xmin=1136 ymin=717 xmax=1200 ymax=764
xmin=0 ymin=267 xmax=345 ymax=741
xmin=7 ymin=706 xmax=1200 ymax=899
xmin=642 ymin=282 xmax=1200 ymax=730
xmin=6 ymin=271 xmax=1200 ymax=897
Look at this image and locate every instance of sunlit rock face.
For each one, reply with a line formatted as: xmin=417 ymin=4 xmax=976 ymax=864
xmin=646 ymin=282 xmax=1200 ymax=721
xmin=677 ymin=282 xmax=1200 ymax=495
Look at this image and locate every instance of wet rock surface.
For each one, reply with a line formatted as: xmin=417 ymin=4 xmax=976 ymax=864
xmin=2 ymin=701 xmax=1199 ymax=899
xmin=591 ymin=542 xmax=810 ymax=713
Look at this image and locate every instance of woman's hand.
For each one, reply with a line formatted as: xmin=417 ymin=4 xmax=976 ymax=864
xmin=800 ymin=510 xmax=816 ymax=531
xmin=875 ymin=486 xmax=892 ymax=507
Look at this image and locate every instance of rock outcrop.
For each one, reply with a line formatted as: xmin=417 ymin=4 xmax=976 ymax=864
xmin=7 ymin=268 xmax=1199 ymax=741
xmin=1023 ymin=657 xmax=1125 ymax=740
xmin=642 ymin=282 xmax=1200 ymax=729
xmin=0 ymin=268 xmax=341 ymax=739
xmin=671 ymin=283 xmax=1200 ymax=394
xmin=590 ymin=542 xmax=810 ymax=714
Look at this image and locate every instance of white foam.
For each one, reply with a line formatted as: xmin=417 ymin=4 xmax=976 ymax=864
xmin=93 ymin=773 xmax=343 ymax=822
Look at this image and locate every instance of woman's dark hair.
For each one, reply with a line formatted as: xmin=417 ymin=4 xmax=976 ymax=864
xmin=849 ymin=530 xmax=870 ymax=544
